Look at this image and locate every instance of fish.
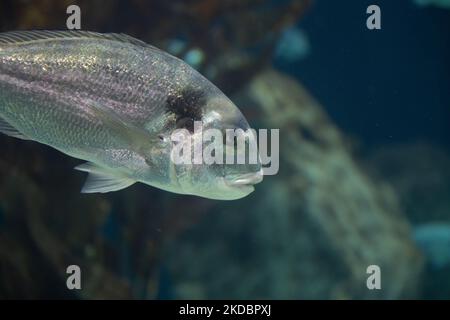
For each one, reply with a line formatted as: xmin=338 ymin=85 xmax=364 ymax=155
xmin=0 ymin=30 xmax=263 ymax=200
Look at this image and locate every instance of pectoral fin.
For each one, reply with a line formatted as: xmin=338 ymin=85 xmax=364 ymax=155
xmin=86 ymin=99 xmax=158 ymax=150
xmin=0 ymin=117 xmax=31 ymax=140
xmin=75 ymin=162 xmax=136 ymax=193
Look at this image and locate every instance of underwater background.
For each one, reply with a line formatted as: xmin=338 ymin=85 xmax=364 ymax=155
xmin=0 ymin=0 xmax=449 ymax=299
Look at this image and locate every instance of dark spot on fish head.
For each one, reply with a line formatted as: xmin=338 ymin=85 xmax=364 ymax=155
xmin=166 ymin=87 xmax=205 ymax=132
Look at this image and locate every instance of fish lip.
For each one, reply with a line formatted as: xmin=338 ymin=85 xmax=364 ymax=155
xmin=224 ymin=170 xmax=264 ymax=189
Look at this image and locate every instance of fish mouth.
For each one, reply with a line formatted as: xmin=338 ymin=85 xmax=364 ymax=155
xmin=224 ymin=169 xmax=264 ymax=190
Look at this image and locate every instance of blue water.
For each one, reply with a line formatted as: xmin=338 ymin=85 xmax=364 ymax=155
xmin=277 ymin=0 xmax=450 ymax=148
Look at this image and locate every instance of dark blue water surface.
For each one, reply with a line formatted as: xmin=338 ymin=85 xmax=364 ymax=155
xmin=279 ymin=0 xmax=450 ymax=148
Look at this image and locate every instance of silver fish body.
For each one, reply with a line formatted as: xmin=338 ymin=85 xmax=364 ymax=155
xmin=0 ymin=31 xmax=262 ymax=200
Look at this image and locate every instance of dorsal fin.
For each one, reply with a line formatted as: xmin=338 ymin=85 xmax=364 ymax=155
xmin=0 ymin=30 xmax=162 ymax=52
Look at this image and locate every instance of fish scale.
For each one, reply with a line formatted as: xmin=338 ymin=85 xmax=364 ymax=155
xmin=0 ymin=38 xmax=169 ymax=152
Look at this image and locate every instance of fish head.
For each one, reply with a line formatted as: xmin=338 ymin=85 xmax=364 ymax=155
xmin=168 ymin=92 xmax=264 ymax=200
